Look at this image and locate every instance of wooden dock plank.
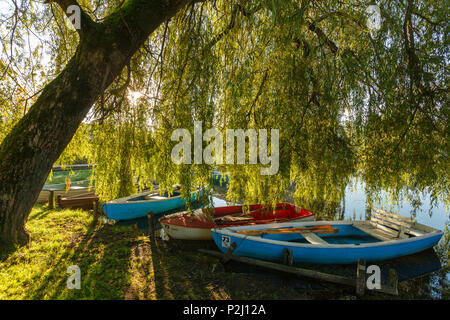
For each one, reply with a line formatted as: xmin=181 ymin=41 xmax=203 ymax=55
xmin=199 ymin=249 xmax=355 ymax=286
xmin=198 ymin=249 xmax=398 ymax=296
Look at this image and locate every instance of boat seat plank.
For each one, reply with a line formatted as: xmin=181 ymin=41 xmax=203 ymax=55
xmin=353 ymin=224 xmax=396 ymax=241
xmin=369 ymin=221 xmax=400 ymax=236
xmin=147 ymin=195 xmax=169 ymax=200
xmin=406 ymin=227 xmax=426 ymax=237
xmin=300 ymin=232 xmax=328 ymax=245
xmin=411 ymin=222 xmax=436 ymax=234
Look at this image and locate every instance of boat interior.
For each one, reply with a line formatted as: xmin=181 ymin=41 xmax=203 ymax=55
xmin=127 ymin=190 xmax=182 ymax=202
xmin=211 ymin=203 xmax=312 ymax=224
xmin=235 ymin=209 xmax=438 ymax=245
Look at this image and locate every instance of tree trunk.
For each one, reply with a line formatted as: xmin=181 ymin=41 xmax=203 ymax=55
xmin=0 ymin=0 xmax=193 ymax=245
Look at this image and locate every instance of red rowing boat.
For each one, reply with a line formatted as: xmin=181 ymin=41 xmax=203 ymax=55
xmin=159 ymin=203 xmax=315 ymax=240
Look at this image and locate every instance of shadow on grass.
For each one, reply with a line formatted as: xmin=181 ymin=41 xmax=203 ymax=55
xmin=149 ymin=236 xmax=222 ymax=299
xmin=0 ymin=242 xmax=18 ymax=262
xmin=25 ymin=214 xmax=135 ymax=299
xmin=147 ymin=234 xmax=309 ymax=300
xmin=0 ymin=207 xmax=51 ymax=262
xmin=0 ymin=206 xmax=60 ymax=262
xmin=28 ymin=205 xmax=54 ymax=221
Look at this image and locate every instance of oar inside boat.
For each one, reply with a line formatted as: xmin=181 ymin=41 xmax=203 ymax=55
xmin=235 ymin=225 xmax=338 ymax=236
xmin=213 ymin=204 xmax=301 ymax=225
xmin=213 ymin=207 xmax=264 ymax=224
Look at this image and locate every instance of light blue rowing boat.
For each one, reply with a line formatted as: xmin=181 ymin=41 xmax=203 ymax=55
xmin=211 ymin=209 xmax=443 ymax=264
xmin=102 ymin=187 xmax=204 ymax=221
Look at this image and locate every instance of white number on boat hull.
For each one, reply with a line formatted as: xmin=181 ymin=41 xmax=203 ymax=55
xmin=222 ymin=235 xmax=230 ymax=248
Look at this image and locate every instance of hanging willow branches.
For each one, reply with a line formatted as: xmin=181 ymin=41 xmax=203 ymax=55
xmin=0 ymin=0 xmax=448 ymax=215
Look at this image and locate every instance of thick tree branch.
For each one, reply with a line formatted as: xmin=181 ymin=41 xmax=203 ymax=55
xmin=44 ymin=0 xmax=96 ymax=37
xmin=388 ymin=0 xmax=428 ymax=158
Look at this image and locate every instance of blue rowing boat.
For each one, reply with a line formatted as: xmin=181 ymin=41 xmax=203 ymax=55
xmin=211 ymin=209 xmax=443 ymax=264
xmin=102 ymin=187 xmax=204 ymax=221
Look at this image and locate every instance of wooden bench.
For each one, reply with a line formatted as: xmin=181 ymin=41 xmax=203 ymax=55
xmin=367 ymin=209 xmax=427 ymax=240
xmin=57 ymin=192 xmax=99 ymax=210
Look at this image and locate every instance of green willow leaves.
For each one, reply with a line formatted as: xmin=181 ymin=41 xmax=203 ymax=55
xmin=0 ymin=0 xmax=448 ymax=215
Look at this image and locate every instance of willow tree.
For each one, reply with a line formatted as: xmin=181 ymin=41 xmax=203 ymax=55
xmin=0 ymin=0 xmax=201 ymax=245
xmin=0 ymin=0 xmax=448 ymax=245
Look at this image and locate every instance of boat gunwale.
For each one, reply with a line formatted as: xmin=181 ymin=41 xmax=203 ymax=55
xmin=212 ymin=220 xmax=443 ymax=249
xmin=104 ymin=188 xmax=201 ymax=205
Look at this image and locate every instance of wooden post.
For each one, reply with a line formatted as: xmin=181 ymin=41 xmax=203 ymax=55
xmin=147 ymin=211 xmax=154 ymax=237
xmin=200 ymin=248 xmax=356 ymax=287
xmin=284 ymin=248 xmax=293 ymax=266
xmin=56 ymin=195 xmax=62 ymax=208
xmin=48 ymin=190 xmax=55 ymax=209
xmin=93 ymin=200 xmax=99 ymax=218
xmin=92 ymin=199 xmax=98 ymax=222
xmin=387 ymin=269 xmax=398 ymax=295
xmin=221 ymin=242 xmax=237 ymax=264
xmin=196 ymin=186 xmax=201 ymax=206
xmin=356 ymin=259 xmax=366 ymax=296
xmin=282 ymin=248 xmax=293 ymax=286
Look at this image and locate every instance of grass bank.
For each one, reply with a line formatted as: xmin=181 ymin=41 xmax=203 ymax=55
xmin=1 ymin=205 xmax=447 ymax=300
xmin=0 ymin=205 xmax=313 ymax=300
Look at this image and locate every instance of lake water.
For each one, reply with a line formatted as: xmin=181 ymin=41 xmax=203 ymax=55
xmin=341 ymin=181 xmax=448 ymax=231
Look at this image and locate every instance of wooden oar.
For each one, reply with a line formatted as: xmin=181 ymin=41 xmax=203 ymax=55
xmin=214 ymin=205 xmax=291 ymax=223
xmin=214 ymin=206 xmax=292 ymax=221
xmin=235 ymin=225 xmax=338 ymax=236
